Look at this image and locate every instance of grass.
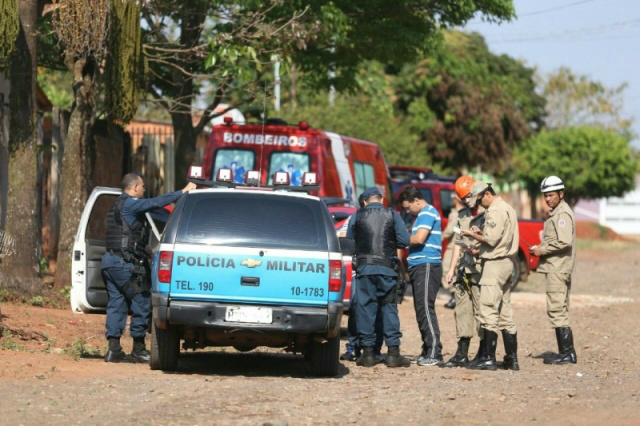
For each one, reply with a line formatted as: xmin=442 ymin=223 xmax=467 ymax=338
xmin=576 ymin=238 xmax=639 ymax=251
xmin=1 ymin=329 xmax=24 ymax=351
xmin=66 ymin=337 xmax=101 ymax=361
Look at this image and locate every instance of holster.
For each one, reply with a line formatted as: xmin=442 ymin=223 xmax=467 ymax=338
xmin=122 ymin=262 xmax=150 ymax=299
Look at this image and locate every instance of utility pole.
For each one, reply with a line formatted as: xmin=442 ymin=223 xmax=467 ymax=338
xmin=272 ymin=55 xmax=280 ymax=112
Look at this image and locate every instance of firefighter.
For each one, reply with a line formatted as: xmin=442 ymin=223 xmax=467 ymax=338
xmin=102 ymin=173 xmax=196 ymax=363
xmin=442 ymin=176 xmax=485 ymax=368
xmin=530 ymin=176 xmax=577 ymax=365
xmin=462 ymin=181 xmax=519 ymax=371
xmin=441 ymin=193 xmax=463 ymax=310
xmin=346 ymin=187 xmax=411 ymax=368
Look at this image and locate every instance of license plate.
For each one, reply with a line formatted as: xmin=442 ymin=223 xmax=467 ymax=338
xmin=224 ymin=306 xmax=273 ymax=324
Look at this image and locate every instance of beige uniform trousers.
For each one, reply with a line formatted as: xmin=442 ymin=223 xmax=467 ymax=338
xmin=453 ymin=272 xmax=481 ymax=339
xmin=478 ymin=258 xmax=517 ymax=334
xmin=545 ymin=272 xmax=572 ymax=328
xmin=441 ymin=245 xmax=454 ymax=290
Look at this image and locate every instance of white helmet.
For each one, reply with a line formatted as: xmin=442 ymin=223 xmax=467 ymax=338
xmin=540 ymin=176 xmax=564 ymax=193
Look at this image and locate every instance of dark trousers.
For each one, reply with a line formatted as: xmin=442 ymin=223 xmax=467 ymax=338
xmin=102 ymin=255 xmax=151 ymax=339
xmin=355 ymin=274 xmax=402 ymax=348
xmin=409 ymin=263 xmax=443 ymax=359
xmin=347 ymin=274 xmax=383 ymax=353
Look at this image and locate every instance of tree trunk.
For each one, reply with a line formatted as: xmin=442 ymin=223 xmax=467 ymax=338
xmin=53 ymin=58 xmax=98 ymax=289
xmin=2 ymin=0 xmax=39 ymax=287
xmin=172 ymin=112 xmax=195 ymax=188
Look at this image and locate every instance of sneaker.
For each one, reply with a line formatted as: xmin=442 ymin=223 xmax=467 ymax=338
xmin=416 ymin=356 xmax=443 ymax=367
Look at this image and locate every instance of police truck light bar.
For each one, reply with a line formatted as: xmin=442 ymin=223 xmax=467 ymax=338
xmin=302 ymin=172 xmax=317 ymax=186
xmin=188 ymin=166 xmax=203 ymax=180
xmin=245 ymin=170 xmax=260 ymax=186
xmin=216 ymin=168 xmax=233 ymax=183
xmin=273 ymin=171 xmax=290 ymax=186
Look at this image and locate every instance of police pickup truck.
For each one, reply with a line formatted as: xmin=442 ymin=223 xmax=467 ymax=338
xmin=71 ymin=167 xmax=350 ymax=377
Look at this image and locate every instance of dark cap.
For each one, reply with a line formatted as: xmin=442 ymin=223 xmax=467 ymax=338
xmin=362 ymin=187 xmax=382 ymax=200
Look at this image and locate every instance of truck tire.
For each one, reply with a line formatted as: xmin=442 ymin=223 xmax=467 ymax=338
xmin=309 ymin=335 xmax=340 ymax=377
xmin=150 ymin=321 xmax=180 ymax=371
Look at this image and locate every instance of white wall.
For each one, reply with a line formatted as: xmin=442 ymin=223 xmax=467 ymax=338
xmin=600 ymin=175 xmax=640 ymax=235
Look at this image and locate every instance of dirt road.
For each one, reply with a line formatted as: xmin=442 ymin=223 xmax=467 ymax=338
xmin=1 ymin=240 xmax=639 ymax=426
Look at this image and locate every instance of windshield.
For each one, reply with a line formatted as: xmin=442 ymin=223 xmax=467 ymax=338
xmin=267 ymin=152 xmax=310 ymax=186
xmin=213 ymin=149 xmax=256 ymax=184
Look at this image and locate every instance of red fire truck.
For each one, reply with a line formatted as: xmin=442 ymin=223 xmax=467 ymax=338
xmin=201 ymin=119 xmax=391 ymax=205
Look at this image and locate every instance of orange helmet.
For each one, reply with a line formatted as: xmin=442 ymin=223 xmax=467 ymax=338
xmin=455 ymin=175 xmax=475 ymax=199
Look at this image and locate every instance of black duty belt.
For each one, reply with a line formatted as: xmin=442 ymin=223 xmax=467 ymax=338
xmin=356 ymin=255 xmax=395 ymax=269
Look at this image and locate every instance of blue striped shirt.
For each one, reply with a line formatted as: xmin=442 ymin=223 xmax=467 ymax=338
xmin=408 ymin=204 xmax=442 ymax=266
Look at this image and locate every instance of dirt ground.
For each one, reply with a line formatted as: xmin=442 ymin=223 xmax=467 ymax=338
xmin=1 ymin=239 xmax=639 ymax=426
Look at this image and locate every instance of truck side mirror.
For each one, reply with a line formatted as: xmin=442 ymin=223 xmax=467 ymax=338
xmin=339 ymin=237 xmax=355 ymax=256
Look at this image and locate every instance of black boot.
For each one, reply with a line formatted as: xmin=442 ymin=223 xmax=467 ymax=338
xmin=468 ymin=330 xmax=497 ymax=371
xmin=356 ymin=347 xmax=377 ymax=367
xmin=104 ymin=337 xmax=126 ymax=363
xmin=129 ymin=337 xmax=150 ymax=363
xmin=444 ymin=295 xmax=456 ymax=310
xmin=545 ymin=327 xmax=577 ymax=365
xmin=443 ymin=337 xmax=470 ymax=368
xmin=385 ymin=346 xmax=410 ymax=368
xmin=467 ymin=338 xmax=485 ymax=368
xmin=502 ymin=330 xmax=520 ymax=371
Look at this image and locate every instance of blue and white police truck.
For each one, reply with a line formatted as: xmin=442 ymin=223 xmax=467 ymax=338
xmin=71 ymin=167 xmax=351 ymax=377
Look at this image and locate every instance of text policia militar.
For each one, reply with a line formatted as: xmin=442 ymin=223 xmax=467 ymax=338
xmin=176 ymin=256 xmax=326 ymax=273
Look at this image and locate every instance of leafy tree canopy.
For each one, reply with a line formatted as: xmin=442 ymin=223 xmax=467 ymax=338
xmin=541 ymin=66 xmax=633 ymax=137
xmin=514 ymin=126 xmax=637 ymax=205
xmin=394 ymin=31 xmax=545 ymax=175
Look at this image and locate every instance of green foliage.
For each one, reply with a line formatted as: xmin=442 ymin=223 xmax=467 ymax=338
xmin=514 ymin=127 xmax=637 ymax=205
xmin=1 ymin=329 xmax=24 ymax=351
xmin=37 ymin=68 xmax=73 ymax=109
xmin=59 ymin=285 xmax=72 ymax=301
xmin=106 ymin=0 xmax=146 ymax=123
xmin=27 ymin=296 xmax=46 ymax=307
xmin=279 ymin=94 xmax=430 ymax=168
xmin=541 ymin=67 xmax=633 ymax=136
xmin=67 ymin=337 xmax=100 ymax=360
xmin=0 ymin=0 xmax=19 ymax=69
xmin=395 ymin=31 xmax=545 ymax=174
xmin=294 ymin=1 xmax=516 ymax=92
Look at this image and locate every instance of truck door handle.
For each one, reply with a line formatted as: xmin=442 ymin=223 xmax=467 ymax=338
xmin=74 ymin=250 xmax=82 ymax=261
xmin=241 ymin=276 xmax=260 ymax=286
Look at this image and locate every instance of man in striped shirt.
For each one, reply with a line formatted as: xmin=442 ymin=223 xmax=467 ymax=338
xmin=399 ymin=186 xmax=444 ymax=366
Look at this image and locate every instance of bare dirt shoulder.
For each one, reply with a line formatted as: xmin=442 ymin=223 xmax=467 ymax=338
xmin=1 ymin=240 xmax=639 ymax=426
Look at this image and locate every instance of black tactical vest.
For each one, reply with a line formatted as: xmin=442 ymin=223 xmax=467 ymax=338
xmin=354 ymin=207 xmax=397 ymax=266
xmin=105 ymin=194 xmax=147 ymax=260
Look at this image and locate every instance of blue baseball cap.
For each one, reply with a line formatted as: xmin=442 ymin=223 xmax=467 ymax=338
xmin=361 ymin=187 xmax=382 ymax=200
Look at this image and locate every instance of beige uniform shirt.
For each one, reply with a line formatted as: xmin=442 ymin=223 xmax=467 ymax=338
xmin=538 ymin=200 xmax=576 ymax=274
xmin=453 ymin=207 xmax=484 ymax=274
xmin=479 ymin=197 xmax=519 ymax=260
xmin=442 ymin=208 xmax=459 ymax=242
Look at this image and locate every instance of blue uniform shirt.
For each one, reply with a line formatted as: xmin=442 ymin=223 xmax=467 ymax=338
xmin=407 ymin=203 xmax=442 ymax=267
xmin=102 ymin=190 xmax=183 ymax=269
xmin=346 ymin=202 xmax=410 ymax=277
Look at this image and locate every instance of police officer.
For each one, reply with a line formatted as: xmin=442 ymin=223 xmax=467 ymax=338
xmin=346 ymin=187 xmax=411 ymax=368
xmin=462 ymin=181 xmax=519 ymax=371
xmin=103 ymin=173 xmax=196 ymax=363
xmin=530 ymin=176 xmax=577 ymax=365
xmin=443 ymin=176 xmax=485 ymax=368
xmin=339 ymin=193 xmax=384 ymax=363
xmin=398 ymin=186 xmax=444 ymax=367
